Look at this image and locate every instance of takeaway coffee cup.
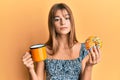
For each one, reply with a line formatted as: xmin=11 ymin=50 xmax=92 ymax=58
xmin=30 ymin=44 xmax=47 ymax=62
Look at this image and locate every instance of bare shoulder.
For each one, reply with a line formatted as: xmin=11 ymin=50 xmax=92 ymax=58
xmin=73 ymin=42 xmax=82 ymax=51
xmin=72 ymin=42 xmax=82 ymax=57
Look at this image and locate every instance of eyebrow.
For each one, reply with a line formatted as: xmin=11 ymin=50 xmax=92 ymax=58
xmin=54 ymin=14 xmax=70 ymax=18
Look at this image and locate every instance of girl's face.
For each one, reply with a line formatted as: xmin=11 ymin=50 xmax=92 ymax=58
xmin=53 ymin=9 xmax=71 ymax=35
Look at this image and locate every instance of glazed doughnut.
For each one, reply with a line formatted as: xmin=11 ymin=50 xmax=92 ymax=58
xmin=85 ymin=36 xmax=102 ymax=50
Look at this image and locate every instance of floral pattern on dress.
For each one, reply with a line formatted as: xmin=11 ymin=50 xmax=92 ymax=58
xmin=44 ymin=43 xmax=88 ymax=80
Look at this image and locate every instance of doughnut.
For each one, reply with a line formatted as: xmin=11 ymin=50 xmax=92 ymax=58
xmin=85 ymin=36 xmax=102 ymax=50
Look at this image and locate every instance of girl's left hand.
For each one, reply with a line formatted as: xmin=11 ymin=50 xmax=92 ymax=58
xmin=86 ymin=45 xmax=101 ymax=66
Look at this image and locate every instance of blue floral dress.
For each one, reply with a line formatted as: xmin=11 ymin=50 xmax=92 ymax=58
xmin=44 ymin=43 xmax=88 ymax=80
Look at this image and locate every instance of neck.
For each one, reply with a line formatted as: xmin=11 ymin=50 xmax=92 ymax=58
xmin=57 ymin=34 xmax=69 ymax=49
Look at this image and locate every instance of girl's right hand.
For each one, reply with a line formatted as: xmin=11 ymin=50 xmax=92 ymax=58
xmin=22 ymin=52 xmax=34 ymax=70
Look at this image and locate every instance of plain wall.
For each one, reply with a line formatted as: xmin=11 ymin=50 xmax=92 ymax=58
xmin=0 ymin=0 xmax=120 ymax=80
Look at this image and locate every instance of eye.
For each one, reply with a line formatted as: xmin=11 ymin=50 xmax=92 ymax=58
xmin=54 ymin=18 xmax=60 ymax=21
xmin=65 ymin=17 xmax=70 ymax=20
xmin=54 ymin=17 xmax=60 ymax=22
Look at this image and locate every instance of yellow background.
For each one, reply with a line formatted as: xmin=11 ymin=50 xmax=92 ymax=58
xmin=0 ymin=0 xmax=120 ymax=80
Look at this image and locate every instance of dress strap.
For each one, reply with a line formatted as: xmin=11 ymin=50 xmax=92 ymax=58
xmin=80 ymin=43 xmax=88 ymax=60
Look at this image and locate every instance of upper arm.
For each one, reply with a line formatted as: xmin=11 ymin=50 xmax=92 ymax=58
xmin=80 ymin=43 xmax=89 ymax=74
xmin=81 ymin=55 xmax=89 ymax=74
xmin=36 ymin=61 xmax=45 ymax=80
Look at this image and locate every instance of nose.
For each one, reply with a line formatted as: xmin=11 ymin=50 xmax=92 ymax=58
xmin=60 ymin=18 xmax=66 ymax=25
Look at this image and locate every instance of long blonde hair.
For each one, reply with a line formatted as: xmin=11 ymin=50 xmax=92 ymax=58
xmin=45 ymin=3 xmax=78 ymax=54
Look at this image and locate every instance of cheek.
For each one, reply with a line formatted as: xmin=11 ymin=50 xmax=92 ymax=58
xmin=54 ymin=22 xmax=60 ymax=28
xmin=54 ymin=26 xmax=60 ymax=33
xmin=68 ymin=26 xmax=71 ymax=32
xmin=54 ymin=22 xmax=61 ymax=30
xmin=67 ymin=21 xmax=71 ymax=27
xmin=67 ymin=22 xmax=71 ymax=30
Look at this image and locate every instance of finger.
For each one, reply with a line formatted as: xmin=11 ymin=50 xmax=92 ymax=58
xmin=93 ymin=46 xmax=99 ymax=60
xmin=89 ymin=47 xmax=96 ymax=62
xmin=88 ymin=52 xmax=93 ymax=64
xmin=23 ymin=53 xmax=32 ymax=62
xmin=23 ymin=52 xmax=30 ymax=59
xmin=26 ymin=59 xmax=34 ymax=67
xmin=28 ymin=60 xmax=34 ymax=66
xmin=23 ymin=58 xmax=33 ymax=66
xmin=26 ymin=58 xmax=33 ymax=63
xmin=96 ymin=46 xmax=101 ymax=63
xmin=96 ymin=46 xmax=100 ymax=53
xmin=87 ymin=52 xmax=95 ymax=65
xmin=90 ymin=47 xmax=98 ymax=64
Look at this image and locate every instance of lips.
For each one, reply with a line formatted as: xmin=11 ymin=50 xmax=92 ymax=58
xmin=60 ymin=27 xmax=68 ymax=30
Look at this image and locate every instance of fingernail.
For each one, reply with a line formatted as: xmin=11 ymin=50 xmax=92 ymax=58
xmin=93 ymin=46 xmax=96 ymax=48
xmin=90 ymin=47 xmax=93 ymax=50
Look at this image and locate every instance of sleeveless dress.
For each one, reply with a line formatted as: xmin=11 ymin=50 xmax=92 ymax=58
xmin=44 ymin=43 xmax=88 ymax=80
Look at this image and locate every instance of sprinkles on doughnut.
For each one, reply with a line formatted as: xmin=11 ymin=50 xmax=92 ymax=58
xmin=85 ymin=36 xmax=102 ymax=50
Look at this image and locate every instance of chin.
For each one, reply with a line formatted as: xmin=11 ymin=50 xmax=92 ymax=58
xmin=60 ymin=31 xmax=70 ymax=35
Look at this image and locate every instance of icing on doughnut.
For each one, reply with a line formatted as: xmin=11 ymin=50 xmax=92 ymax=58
xmin=85 ymin=36 xmax=102 ymax=50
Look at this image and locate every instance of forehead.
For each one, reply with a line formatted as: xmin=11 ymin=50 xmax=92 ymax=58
xmin=54 ymin=9 xmax=69 ymax=17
